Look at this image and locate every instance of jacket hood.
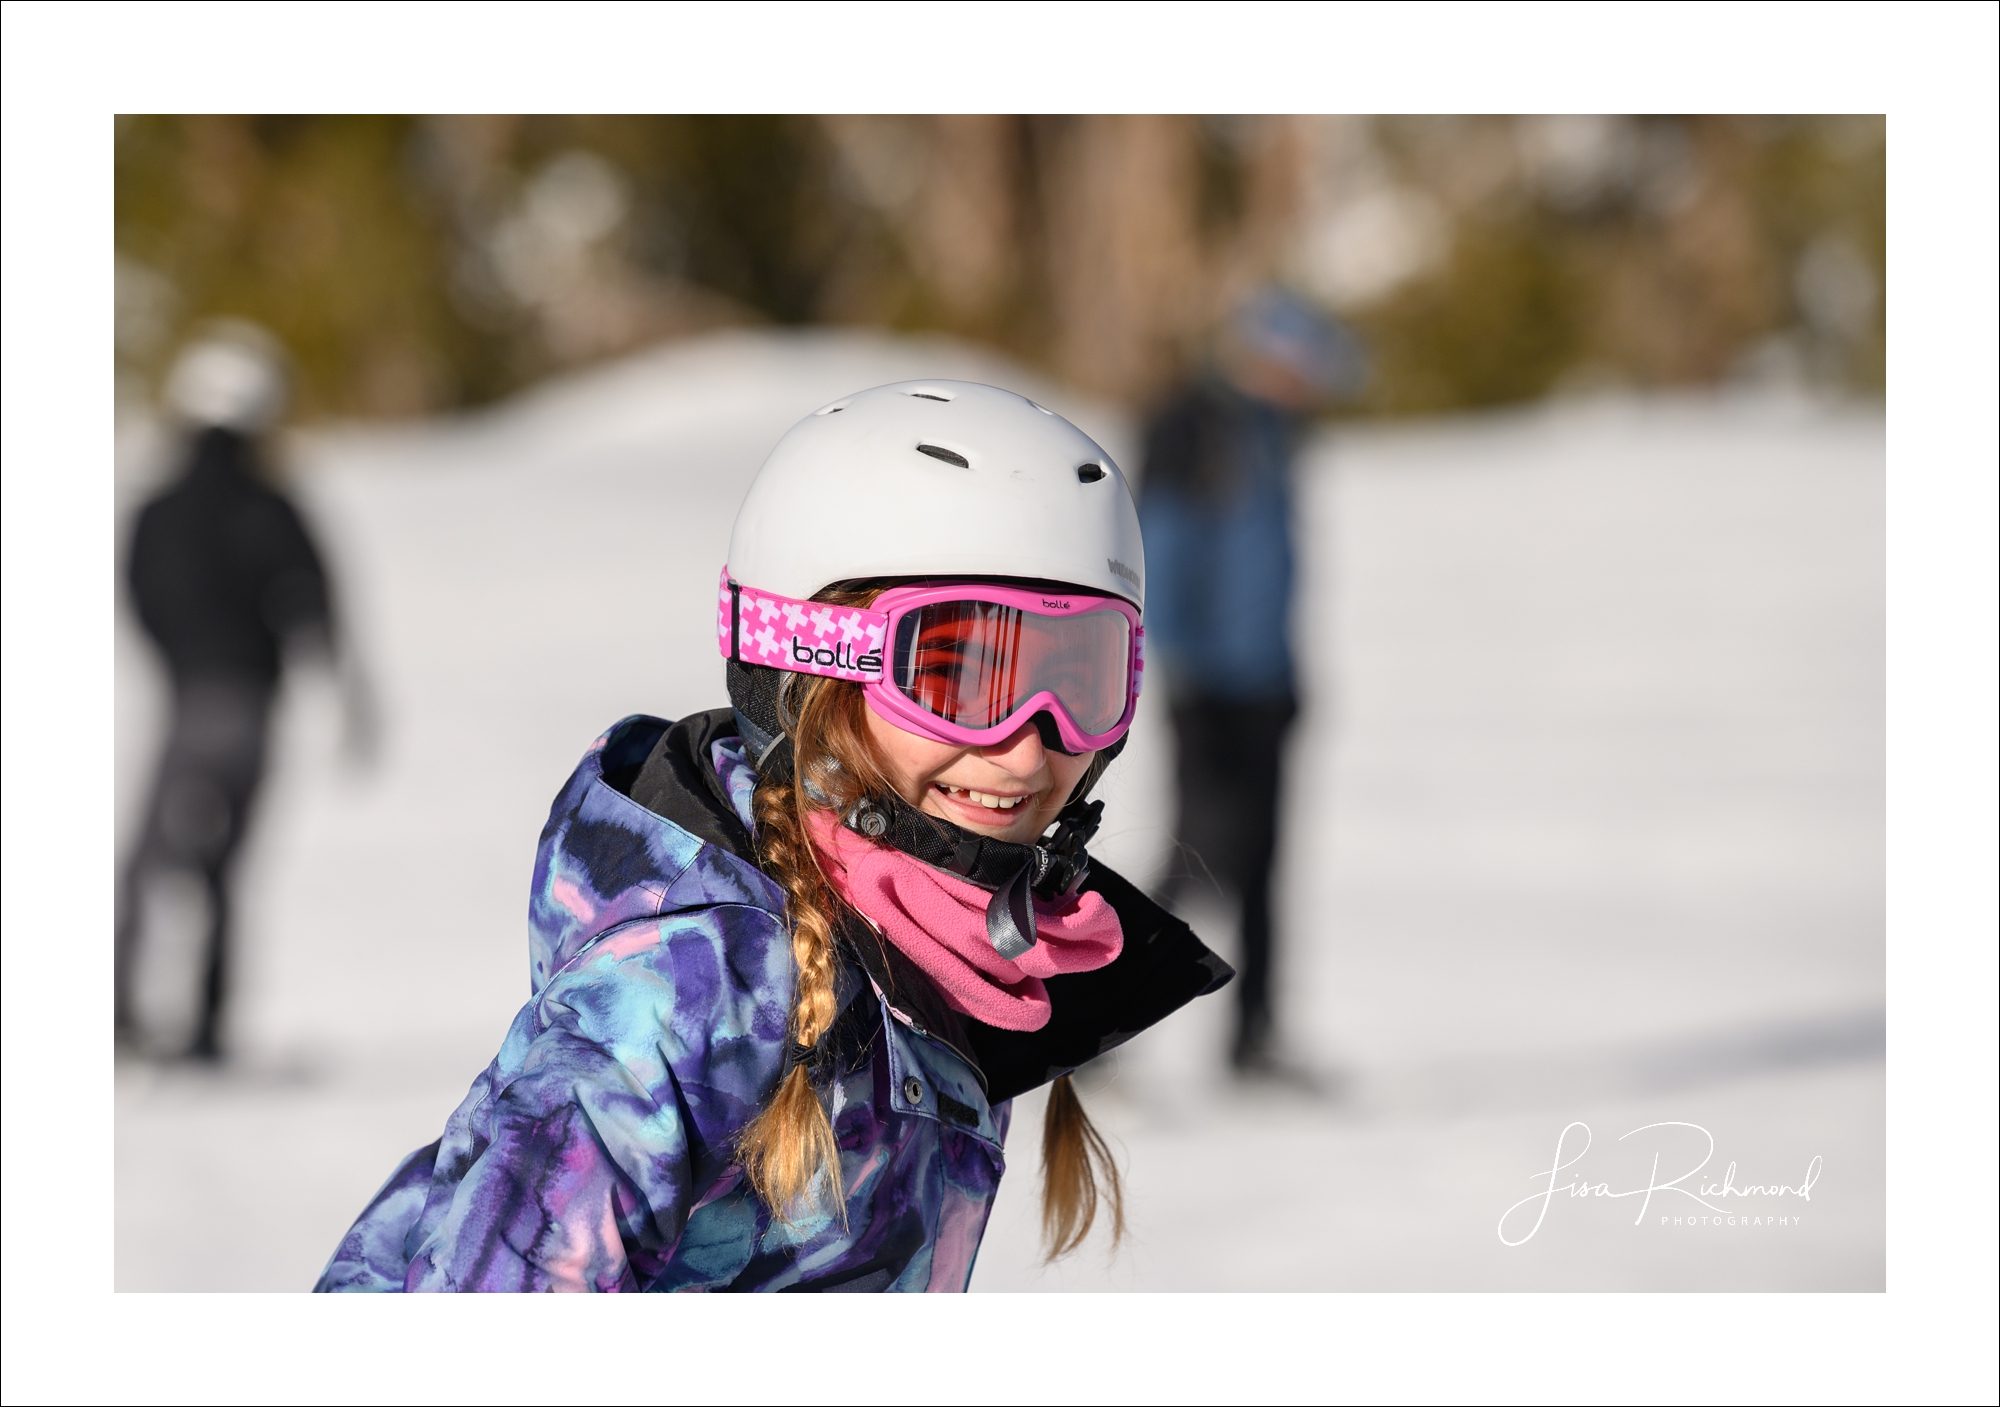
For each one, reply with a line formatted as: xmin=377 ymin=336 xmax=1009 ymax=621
xmin=527 ymin=711 xmax=775 ymax=994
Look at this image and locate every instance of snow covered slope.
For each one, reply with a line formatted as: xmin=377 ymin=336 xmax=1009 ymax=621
xmin=114 ymin=329 xmax=1883 ymax=1291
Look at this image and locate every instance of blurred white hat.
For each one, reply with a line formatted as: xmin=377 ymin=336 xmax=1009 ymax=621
xmin=163 ymin=320 xmax=291 ymax=433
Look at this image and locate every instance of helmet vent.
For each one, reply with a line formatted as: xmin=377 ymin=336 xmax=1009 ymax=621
xmin=915 ymin=443 xmax=970 ymax=468
xmin=1076 ymin=462 xmax=1106 ymax=483
xmin=908 ymin=392 xmax=952 ymax=402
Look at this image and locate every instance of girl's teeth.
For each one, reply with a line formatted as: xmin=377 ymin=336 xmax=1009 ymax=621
xmin=943 ymin=785 xmax=1025 ymax=811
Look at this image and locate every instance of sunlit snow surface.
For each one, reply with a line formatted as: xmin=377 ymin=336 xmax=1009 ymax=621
xmin=114 ymin=329 xmax=1883 ymax=1291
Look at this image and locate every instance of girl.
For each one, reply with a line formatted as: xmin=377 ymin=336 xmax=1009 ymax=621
xmin=316 ymin=381 xmax=1231 ymax=1292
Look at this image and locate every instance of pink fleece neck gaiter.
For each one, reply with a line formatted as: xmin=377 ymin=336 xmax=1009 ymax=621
xmin=806 ymin=808 xmax=1123 ymax=1032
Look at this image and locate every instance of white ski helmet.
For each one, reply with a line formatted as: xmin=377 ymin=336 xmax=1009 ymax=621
xmin=163 ymin=321 xmax=291 ymax=434
xmin=726 ymin=380 xmax=1144 ymax=609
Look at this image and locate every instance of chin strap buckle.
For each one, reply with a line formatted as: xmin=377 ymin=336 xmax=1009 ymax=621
xmin=1030 ymin=798 xmax=1103 ymax=900
xmin=985 ymin=798 xmax=1106 ymax=962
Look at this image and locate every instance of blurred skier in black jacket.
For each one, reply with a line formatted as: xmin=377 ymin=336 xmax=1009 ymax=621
xmin=117 ymin=325 xmax=371 ymax=1060
xmin=1139 ymin=288 xmax=1364 ymax=1080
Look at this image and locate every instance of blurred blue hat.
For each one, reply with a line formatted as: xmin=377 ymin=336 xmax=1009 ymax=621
xmin=1228 ymin=286 xmax=1368 ymax=401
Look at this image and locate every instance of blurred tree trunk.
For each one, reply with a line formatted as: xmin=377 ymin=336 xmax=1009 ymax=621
xmin=1032 ymin=115 xmax=1209 ymax=404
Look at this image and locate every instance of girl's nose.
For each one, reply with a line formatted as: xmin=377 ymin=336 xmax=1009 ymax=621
xmin=981 ymin=716 xmax=1050 ymax=776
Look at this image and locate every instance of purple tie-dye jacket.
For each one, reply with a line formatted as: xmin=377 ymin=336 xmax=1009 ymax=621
xmin=316 ymin=711 xmax=1228 ymax=1292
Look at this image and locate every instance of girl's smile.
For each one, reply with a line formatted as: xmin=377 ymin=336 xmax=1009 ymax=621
xmin=864 ymin=703 xmax=1094 ymax=844
xmin=931 ymin=782 xmax=1032 ymax=812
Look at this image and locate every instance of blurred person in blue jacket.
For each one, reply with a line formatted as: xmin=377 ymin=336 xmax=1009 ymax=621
xmin=1139 ymin=287 xmax=1364 ymax=1078
xmin=116 ymin=324 xmax=374 ymax=1062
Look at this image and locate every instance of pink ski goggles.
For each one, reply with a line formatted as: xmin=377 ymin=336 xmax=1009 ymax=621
xmin=717 ymin=569 xmax=1143 ymax=754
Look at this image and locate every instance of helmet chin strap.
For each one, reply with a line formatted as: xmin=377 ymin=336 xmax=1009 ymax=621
xmin=726 ymin=657 xmax=798 ymax=780
xmin=842 ymin=788 xmax=1105 ymax=961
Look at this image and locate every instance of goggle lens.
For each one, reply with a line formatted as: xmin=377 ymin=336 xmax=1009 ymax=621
xmin=893 ymin=601 xmax=1131 ymax=737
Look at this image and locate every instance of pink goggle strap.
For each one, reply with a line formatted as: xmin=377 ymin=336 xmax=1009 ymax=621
xmin=716 ymin=568 xmax=890 ymax=683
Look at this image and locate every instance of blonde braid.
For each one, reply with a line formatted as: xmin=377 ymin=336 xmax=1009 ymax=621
xmin=734 ymin=593 xmax=889 ymax=1222
xmin=733 ymin=765 xmax=844 ymax=1221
